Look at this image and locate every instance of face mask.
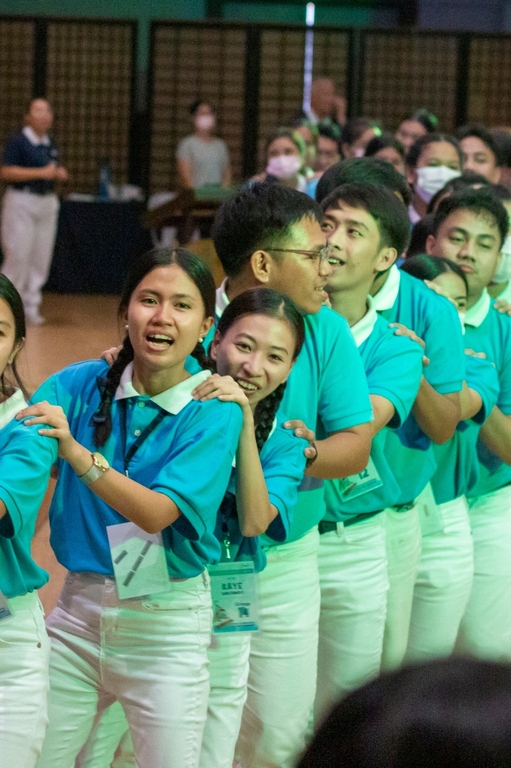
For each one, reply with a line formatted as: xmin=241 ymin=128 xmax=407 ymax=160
xmin=266 ymin=154 xmax=302 ymax=179
xmin=354 ymin=147 xmax=365 ymax=158
xmin=415 ymin=166 xmax=461 ymax=203
xmin=493 ymin=235 xmax=511 ymax=283
xmin=195 ymin=114 xmax=215 ymax=131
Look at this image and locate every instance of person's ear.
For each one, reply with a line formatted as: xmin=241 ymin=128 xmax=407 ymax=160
xmin=249 ymin=250 xmax=273 ymax=285
xmin=425 ymin=234 xmax=436 ymax=255
xmin=375 ymin=246 xmax=397 ymax=273
xmin=209 ymin=328 xmax=222 ymax=361
xmin=199 ymin=316 xmax=214 ymax=343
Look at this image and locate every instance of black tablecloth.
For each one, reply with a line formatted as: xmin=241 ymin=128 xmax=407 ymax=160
xmin=46 ymin=200 xmax=152 ymax=294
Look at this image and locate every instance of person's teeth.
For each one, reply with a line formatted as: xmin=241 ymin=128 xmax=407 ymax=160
xmin=238 ymin=381 xmax=257 ymax=391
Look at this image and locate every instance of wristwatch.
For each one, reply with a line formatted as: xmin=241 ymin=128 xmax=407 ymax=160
xmin=78 ymin=452 xmax=110 ymax=487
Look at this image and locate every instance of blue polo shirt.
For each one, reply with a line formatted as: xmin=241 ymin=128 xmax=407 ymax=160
xmin=324 ymin=302 xmax=424 ymax=521
xmin=431 ymin=353 xmax=499 ymax=504
xmin=372 ymin=265 xmax=465 ymax=504
xmin=0 ymin=390 xmax=51 ymax=598
xmin=462 ymin=290 xmax=511 ymax=497
xmin=3 ymin=127 xmax=59 ymax=195
xmin=207 ymin=282 xmax=373 ymax=545
xmin=215 ymin=412 xmax=308 ymax=571
xmin=7 ymin=360 xmax=243 ymax=579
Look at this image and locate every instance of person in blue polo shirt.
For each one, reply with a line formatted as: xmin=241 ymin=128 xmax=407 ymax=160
xmin=314 ymin=183 xmax=424 ymax=724
xmin=401 ymin=254 xmax=499 ymax=662
xmin=211 ymin=183 xmax=373 ymax=768
xmin=0 ymin=275 xmax=52 ymax=768
xmin=425 ymin=189 xmax=511 ymax=661
xmin=0 ymin=247 xmax=244 ymax=768
xmin=1 ymin=98 xmax=68 ymax=326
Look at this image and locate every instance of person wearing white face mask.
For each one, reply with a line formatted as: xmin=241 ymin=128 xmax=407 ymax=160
xmin=406 ymin=133 xmax=463 ymax=225
xmin=177 ymin=100 xmax=232 ymax=190
xmin=251 ymin=128 xmax=307 ymax=192
xmin=487 ymin=185 xmax=511 ymax=303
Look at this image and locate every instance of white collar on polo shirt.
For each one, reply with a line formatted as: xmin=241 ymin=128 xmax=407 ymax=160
xmin=216 ymin=278 xmax=230 ymax=318
xmin=22 ymin=126 xmax=51 ymax=147
xmin=465 ymin=288 xmax=491 ymax=328
xmin=372 ymin=264 xmax=401 ymax=312
xmin=115 ymin=363 xmax=211 ymax=414
xmin=0 ymin=389 xmax=27 ymax=430
xmin=349 ymin=295 xmax=378 ymax=348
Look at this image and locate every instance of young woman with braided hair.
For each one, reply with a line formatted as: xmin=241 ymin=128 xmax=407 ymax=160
xmin=72 ymin=287 xmax=309 ymax=768
xmin=1 ymin=246 xmax=245 ymax=768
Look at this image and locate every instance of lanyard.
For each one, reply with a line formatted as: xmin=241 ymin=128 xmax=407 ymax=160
xmin=118 ymin=399 xmax=166 ymax=477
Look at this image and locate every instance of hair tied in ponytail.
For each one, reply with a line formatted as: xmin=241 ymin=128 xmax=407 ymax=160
xmin=89 ymin=376 xmax=113 ymax=427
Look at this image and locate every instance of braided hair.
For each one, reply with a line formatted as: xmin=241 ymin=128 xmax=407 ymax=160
xmin=215 ymin=287 xmax=305 ymax=452
xmin=92 ymin=246 xmax=216 ymax=447
xmin=0 ymin=275 xmax=28 ymax=401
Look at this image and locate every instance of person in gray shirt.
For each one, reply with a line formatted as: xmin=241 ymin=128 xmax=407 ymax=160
xmin=177 ymin=100 xmax=231 ymax=189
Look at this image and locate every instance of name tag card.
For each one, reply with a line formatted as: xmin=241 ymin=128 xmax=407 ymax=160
xmin=209 ymin=561 xmax=259 ymax=633
xmin=338 ymin=457 xmax=383 ymax=501
xmin=417 ymin=483 xmax=444 ymax=536
xmin=0 ymin=591 xmax=13 ymax=621
xmin=107 ymin=522 xmax=169 ymax=600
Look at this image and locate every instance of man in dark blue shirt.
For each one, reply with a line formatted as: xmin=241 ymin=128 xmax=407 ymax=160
xmin=1 ymin=98 xmax=68 ymax=325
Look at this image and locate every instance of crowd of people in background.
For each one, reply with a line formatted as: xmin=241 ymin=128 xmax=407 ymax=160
xmin=4 ymin=76 xmax=511 ymax=768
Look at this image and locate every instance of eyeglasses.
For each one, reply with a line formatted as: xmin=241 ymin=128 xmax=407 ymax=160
xmin=265 ymin=244 xmax=335 ymax=268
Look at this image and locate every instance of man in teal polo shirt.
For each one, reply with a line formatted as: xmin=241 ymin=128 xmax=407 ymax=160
xmin=426 ymin=188 xmax=511 ymax=660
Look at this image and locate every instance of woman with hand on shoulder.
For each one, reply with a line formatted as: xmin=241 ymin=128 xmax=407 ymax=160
xmin=0 ymin=275 xmax=53 ymax=768
xmin=3 ymin=247 xmax=243 ymax=768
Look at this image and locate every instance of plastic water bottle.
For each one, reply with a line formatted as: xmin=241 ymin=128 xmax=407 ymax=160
xmin=98 ymin=160 xmax=111 ymax=200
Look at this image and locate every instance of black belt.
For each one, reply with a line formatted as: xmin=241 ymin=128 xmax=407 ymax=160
xmin=390 ymin=500 xmax=416 ymax=512
xmin=319 ymin=509 xmax=383 ymax=533
xmin=11 ymin=186 xmax=55 ymax=196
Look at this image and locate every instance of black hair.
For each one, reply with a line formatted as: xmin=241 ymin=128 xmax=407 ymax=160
xmin=432 ymin=188 xmax=508 ymax=249
xmin=489 ymin=183 xmax=511 ymax=203
xmin=427 ymin=170 xmax=490 ymax=213
xmin=0 ymin=274 xmax=27 ymax=400
xmin=406 ymin=214 xmax=436 ymax=259
xmin=318 ymin=123 xmax=342 ymax=142
xmin=190 ymin=99 xmax=212 ymax=116
xmin=411 ymin=108 xmax=439 ymax=133
xmin=297 ymin=658 xmax=511 ymax=768
xmin=93 ymin=247 xmax=216 ymax=447
xmin=341 ymin=118 xmax=379 ymax=148
xmin=364 ymin=133 xmax=405 ymax=159
xmin=457 ymin=124 xmax=503 ymax=166
xmin=212 ymin=181 xmax=322 ymax=278
xmin=215 ymin=288 xmax=305 ymax=450
xmin=491 ymin=129 xmax=511 ymax=168
xmin=316 ymin=157 xmax=412 ymax=207
xmin=406 ymin=132 xmax=463 ymax=169
xmin=264 ymin=127 xmax=305 ymax=159
xmin=401 ymin=253 xmax=469 ymax=294
xmin=321 ymin=182 xmax=411 ymax=256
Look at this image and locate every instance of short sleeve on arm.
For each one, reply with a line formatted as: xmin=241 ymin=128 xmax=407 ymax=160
xmin=176 ymin=137 xmax=192 ymax=161
xmin=261 ymin=425 xmax=307 ymax=542
xmin=421 ymin=297 xmax=464 ymax=395
xmin=3 ymin=135 xmax=23 ymax=166
xmin=465 ymin=353 xmax=500 ymax=424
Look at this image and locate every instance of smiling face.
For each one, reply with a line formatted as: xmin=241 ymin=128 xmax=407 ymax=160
xmin=426 ymin=208 xmax=502 ymax=305
xmin=211 ymin=313 xmax=296 ymax=408
xmin=0 ymin=298 xmax=23 ymax=393
xmin=322 ymin=202 xmax=396 ymax=296
xmin=126 ymin=264 xmax=213 ymax=392
xmin=264 ymin=215 xmax=331 ymax=315
xmin=460 ymin=136 xmax=501 ymax=183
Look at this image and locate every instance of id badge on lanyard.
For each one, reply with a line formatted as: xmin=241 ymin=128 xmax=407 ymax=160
xmin=209 ymin=561 xmax=259 ymax=633
xmin=107 ymin=522 xmax=170 ymax=600
xmin=338 ymin=456 xmax=383 ymax=501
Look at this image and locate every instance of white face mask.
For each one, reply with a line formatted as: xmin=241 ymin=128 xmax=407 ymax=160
xmin=266 ymin=154 xmax=302 ymax=180
xmin=493 ymin=235 xmax=511 ymax=283
xmin=415 ymin=166 xmax=461 ymax=203
xmin=354 ymin=147 xmax=365 ymax=158
xmin=195 ymin=114 xmax=215 ymax=131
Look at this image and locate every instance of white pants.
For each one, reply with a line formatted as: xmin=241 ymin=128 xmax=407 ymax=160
xmin=200 ymin=633 xmax=252 ymax=768
xmin=36 ymin=570 xmax=212 ymax=768
xmin=381 ymin=505 xmax=421 ymax=671
xmin=235 ymin=527 xmax=320 ymax=768
xmin=74 ymin=701 xmax=133 ymax=768
xmin=315 ymin=514 xmax=388 ymax=727
xmin=0 ymin=591 xmax=50 ymax=768
xmin=457 ymin=484 xmax=511 ymax=661
xmin=1 ymin=188 xmax=59 ymax=316
xmin=405 ymin=496 xmax=473 ymax=663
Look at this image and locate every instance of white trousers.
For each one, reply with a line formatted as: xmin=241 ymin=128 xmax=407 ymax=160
xmin=36 ymin=570 xmax=212 ymax=768
xmin=1 ymin=188 xmax=59 ymax=316
xmin=381 ymin=505 xmax=421 ymax=671
xmin=0 ymin=591 xmax=50 ymax=768
xmin=457 ymin=484 xmax=511 ymax=661
xmin=315 ymin=514 xmax=388 ymax=727
xmin=405 ymin=496 xmax=473 ymax=663
xmin=74 ymin=701 xmax=133 ymax=768
xmin=235 ymin=527 xmax=320 ymax=768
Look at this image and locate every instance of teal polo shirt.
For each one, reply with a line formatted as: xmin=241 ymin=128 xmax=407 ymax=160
xmin=324 ymin=300 xmax=424 ymax=521
xmin=372 ymin=265 xmax=465 ymax=504
xmin=463 ymin=290 xmax=511 ymax=497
